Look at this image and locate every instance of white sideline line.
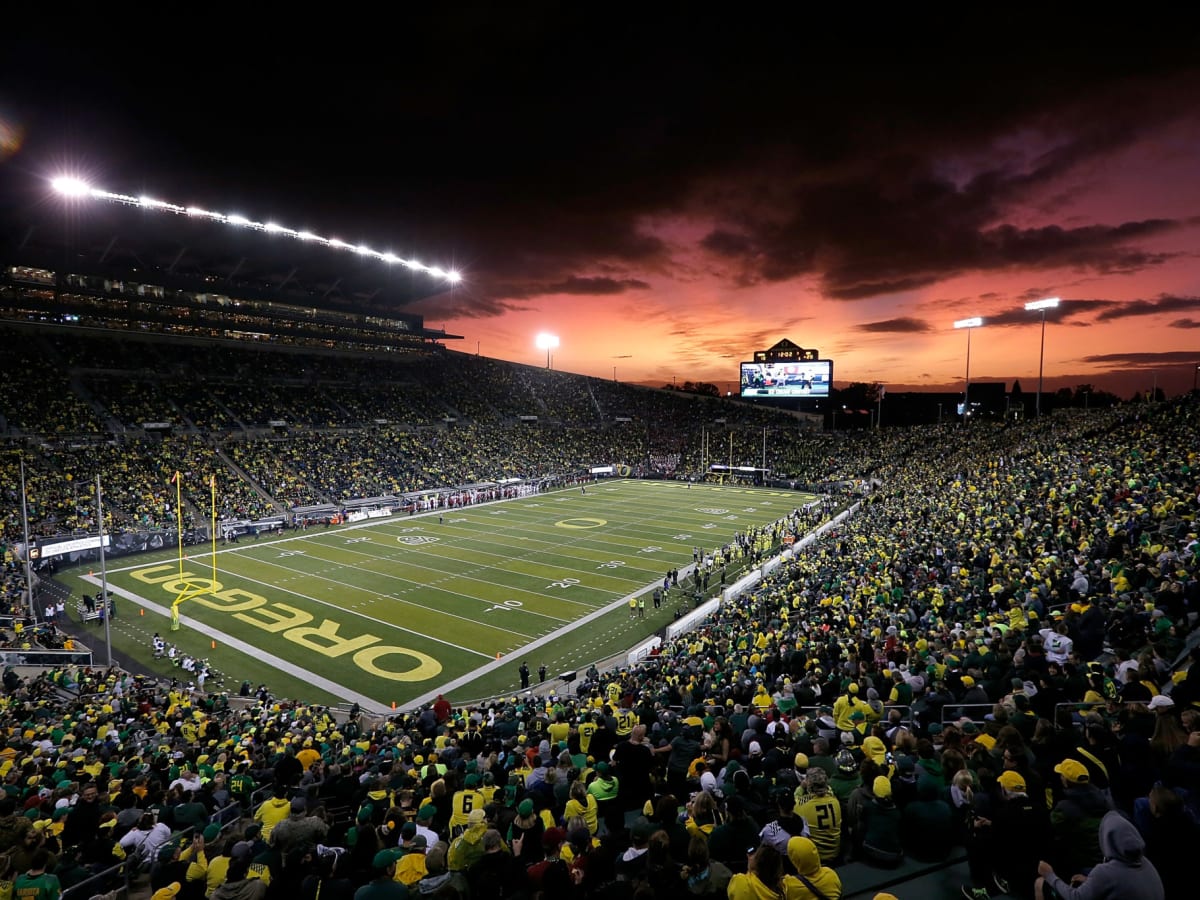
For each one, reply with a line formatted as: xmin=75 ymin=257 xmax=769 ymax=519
xmin=402 ymin=574 xmax=681 ymax=710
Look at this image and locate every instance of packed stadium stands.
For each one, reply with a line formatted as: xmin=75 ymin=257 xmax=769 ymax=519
xmin=0 ymin=321 xmax=1196 ymax=900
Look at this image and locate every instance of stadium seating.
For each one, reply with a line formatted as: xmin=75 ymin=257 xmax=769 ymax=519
xmin=0 ymin=322 xmax=1195 ymax=900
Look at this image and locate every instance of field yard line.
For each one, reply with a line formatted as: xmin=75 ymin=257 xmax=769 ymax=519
xmin=99 ymin=481 xmax=779 ymax=576
xmin=403 ymin=575 xmax=672 ymax=710
xmin=236 ymin=547 xmax=567 ymax=631
xmin=364 ymin=521 xmax=667 ymax=580
xmin=203 ymin=564 xmax=504 ymax=657
xmin=79 ymin=575 xmax=392 ymax=715
xmin=282 ymin=537 xmax=593 ymax=616
xmin=288 ymin=534 xmax=643 ymax=611
xmin=99 ymin=488 xmax=544 ymax=575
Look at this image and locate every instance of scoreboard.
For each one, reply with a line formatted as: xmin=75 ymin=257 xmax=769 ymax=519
xmin=741 ymin=339 xmax=833 ymax=399
xmin=741 ymin=360 xmax=832 ymax=397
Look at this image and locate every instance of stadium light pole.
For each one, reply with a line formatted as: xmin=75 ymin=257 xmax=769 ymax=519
xmin=1025 ymin=297 xmax=1060 ymax=418
xmin=1193 ymin=364 xmax=1199 ymax=395
xmin=95 ymin=475 xmax=112 ymax=667
xmin=15 ymin=455 xmax=35 ymax=621
xmin=535 ymin=333 xmax=559 ymax=370
xmin=954 ymin=317 xmax=984 ymax=423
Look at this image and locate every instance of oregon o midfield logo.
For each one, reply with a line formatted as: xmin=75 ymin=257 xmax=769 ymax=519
xmin=556 ymin=517 xmax=607 ymax=529
xmin=397 ymin=535 xmax=440 ymax=545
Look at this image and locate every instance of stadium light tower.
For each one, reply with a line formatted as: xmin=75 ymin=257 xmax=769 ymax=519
xmin=954 ymin=317 xmax=984 ymax=423
xmin=535 ymin=332 xmax=559 ymax=369
xmin=1024 ymin=297 xmax=1060 ymax=418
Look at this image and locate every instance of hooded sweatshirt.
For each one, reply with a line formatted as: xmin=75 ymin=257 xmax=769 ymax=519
xmin=1043 ymin=811 xmax=1163 ymax=900
xmin=252 ymin=797 xmax=291 ymax=840
xmin=210 ymin=877 xmax=267 ymax=900
xmin=727 ymin=871 xmax=783 ymax=900
xmin=446 ymin=822 xmax=485 ymax=872
xmin=1051 ymin=783 xmax=1113 ymax=875
xmin=783 ymin=837 xmax=842 ymax=900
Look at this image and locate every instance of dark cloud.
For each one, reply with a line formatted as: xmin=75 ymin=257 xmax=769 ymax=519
xmin=503 ymin=276 xmax=651 ymax=300
xmin=1170 ymin=318 xmax=1200 ymax=329
xmin=1094 ymin=295 xmax=1200 ymax=321
xmin=856 ymin=317 xmax=932 ymax=333
xmin=5 ymin=16 xmax=1200 ymax=319
xmin=970 ymin=297 xmax=1117 ymax=328
xmin=700 ymin=229 xmax=756 ymax=257
xmin=1081 ymin=350 xmax=1200 ymax=367
xmin=409 ymin=291 xmax=530 ymax=321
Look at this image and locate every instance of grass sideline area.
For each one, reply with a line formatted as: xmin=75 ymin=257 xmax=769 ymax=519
xmin=56 ymin=480 xmax=818 ymax=709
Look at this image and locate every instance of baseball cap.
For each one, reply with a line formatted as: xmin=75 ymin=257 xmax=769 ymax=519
xmin=872 ymin=776 xmax=892 ymax=799
xmin=1148 ymin=695 xmax=1175 ymax=711
xmin=230 ymin=841 xmax=255 ymax=863
xmin=794 ymin=752 xmax=809 ymax=770
xmin=1054 ymin=759 xmax=1089 ymax=784
xmin=542 ymin=827 xmax=566 ymax=851
xmin=372 ymin=848 xmax=403 ymax=869
xmin=997 ymin=771 xmax=1026 ymax=792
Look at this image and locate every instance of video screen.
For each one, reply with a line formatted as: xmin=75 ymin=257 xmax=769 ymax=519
xmin=740 ymin=360 xmax=833 ymax=398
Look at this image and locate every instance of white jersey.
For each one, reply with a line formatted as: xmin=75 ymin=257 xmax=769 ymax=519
xmin=1040 ymin=628 xmax=1073 ymax=664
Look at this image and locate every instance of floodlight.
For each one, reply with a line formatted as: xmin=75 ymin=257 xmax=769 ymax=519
xmin=51 ymin=176 xmax=91 ymax=197
xmin=1025 ymin=297 xmax=1060 ymax=311
xmin=48 ymin=177 xmax=462 ymax=282
xmin=954 ymin=317 xmax=983 ymax=329
xmin=535 ymin=332 xmax=559 ymax=369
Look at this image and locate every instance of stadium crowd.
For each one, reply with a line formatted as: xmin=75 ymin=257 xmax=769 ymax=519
xmin=1 ymin=326 xmax=1198 ymax=898
xmin=0 ymin=387 xmax=1193 ymax=900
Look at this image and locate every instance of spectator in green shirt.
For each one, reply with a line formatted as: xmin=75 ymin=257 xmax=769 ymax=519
xmin=14 ymin=850 xmax=61 ymax=900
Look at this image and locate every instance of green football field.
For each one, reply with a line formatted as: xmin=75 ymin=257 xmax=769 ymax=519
xmin=67 ymin=481 xmax=817 ymax=711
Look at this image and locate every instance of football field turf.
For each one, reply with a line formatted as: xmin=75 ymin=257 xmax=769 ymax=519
xmin=73 ymin=480 xmax=818 ymax=711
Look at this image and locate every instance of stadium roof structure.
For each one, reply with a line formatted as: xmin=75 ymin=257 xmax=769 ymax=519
xmin=0 ymin=172 xmax=463 ymax=338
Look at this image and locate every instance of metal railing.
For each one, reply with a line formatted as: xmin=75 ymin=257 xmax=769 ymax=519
xmin=61 ymin=797 xmax=243 ymax=900
xmin=939 ymin=702 xmax=997 ymax=725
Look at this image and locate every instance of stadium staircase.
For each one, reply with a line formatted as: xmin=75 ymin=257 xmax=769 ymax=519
xmin=212 ymin=445 xmax=290 ymax=514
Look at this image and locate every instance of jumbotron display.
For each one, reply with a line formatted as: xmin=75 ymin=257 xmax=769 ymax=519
xmin=740 ymin=360 xmax=833 ymax=398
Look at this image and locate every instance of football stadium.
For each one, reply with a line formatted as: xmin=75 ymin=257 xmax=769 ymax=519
xmin=2 ymin=56 xmax=1198 ymax=900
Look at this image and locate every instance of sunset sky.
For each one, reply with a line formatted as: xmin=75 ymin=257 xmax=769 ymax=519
xmin=3 ymin=13 xmax=1199 ymax=397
